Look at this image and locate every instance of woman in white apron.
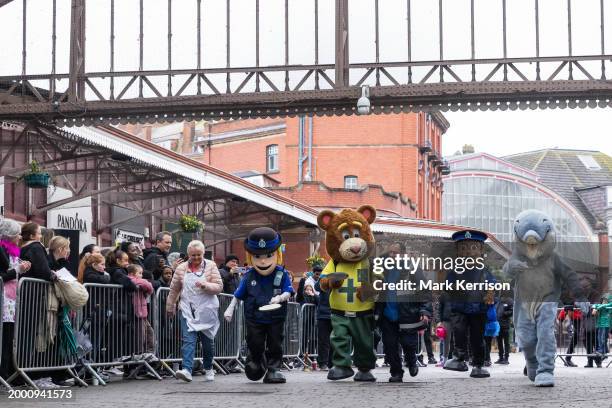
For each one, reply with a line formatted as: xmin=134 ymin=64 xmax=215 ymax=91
xmin=166 ymin=240 xmax=223 ymax=382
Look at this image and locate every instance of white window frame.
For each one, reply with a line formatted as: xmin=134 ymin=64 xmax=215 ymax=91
xmin=266 ymin=144 xmax=279 ymax=172
xmin=344 ymin=175 xmax=358 ymax=190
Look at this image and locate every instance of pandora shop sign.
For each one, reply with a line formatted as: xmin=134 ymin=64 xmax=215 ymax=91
xmin=56 ymin=212 xmax=88 ymax=232
xmin=47 ymin=193 xmax=95 ymax=248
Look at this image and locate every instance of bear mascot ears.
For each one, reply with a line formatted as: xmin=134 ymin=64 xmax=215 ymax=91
xmin=317 ymin=205 xmax=376 ymax=231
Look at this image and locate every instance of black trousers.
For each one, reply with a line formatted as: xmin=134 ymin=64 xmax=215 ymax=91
xmin=379 ymin=316 xmax=418 ymax=378
xmin=585 ymin=328 xmax=596 ymax=355
xmin=566 ymin=319 xmax=581 ymax=355
xmin=484 ymin=336 xmax=493 ymax=362
xmin=423 ymin=322 xmax=434 ymax=358
xmin=0 ymin=322 xmax=15 ymax=380
xmin=246 ymin=320 xmax=284 ymax=370
xmin=566 ymin=320 xmax=597 ymax=358
xmin=497 ymin=326 xmax=510 ymax=359
xmin=450 ymin=312 xmax=486 ymax=367
xmin=317 ymin=319 xmax=333 ymax=367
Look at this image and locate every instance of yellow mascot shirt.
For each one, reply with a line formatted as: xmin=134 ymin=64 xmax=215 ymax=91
xmin=323 ymin=259 xmax=375 ymax=312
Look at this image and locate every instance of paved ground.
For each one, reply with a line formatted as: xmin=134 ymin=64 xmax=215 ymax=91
xmin=1 ymin=354 xmax=610 ymax=408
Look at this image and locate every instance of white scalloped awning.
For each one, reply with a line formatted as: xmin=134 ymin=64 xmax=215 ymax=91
xmin=60 ymin=125 xmax=510 ymax=258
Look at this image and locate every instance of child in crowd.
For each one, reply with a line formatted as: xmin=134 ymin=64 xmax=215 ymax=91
xmin=78 ymin=253 xmax=110 ymax=284
xmin=127 ymin=264 xmax=155 ymax=356
xmin=301 ymin=284 xmax=319 ymax=306
xmin=157 ymin=266 xmax=173 ymax=289
xmin=435 ymin=324 xmax=448 ymax=367
xmin=107 ymin=250 xmax=131 ymax=283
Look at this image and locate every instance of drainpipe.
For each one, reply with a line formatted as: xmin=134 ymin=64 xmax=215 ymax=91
xmin=605 ymin=189 xmax=612 ymax=294
xmin=305 ymin=116 xmax=313 ymax=181
xmin=207 ymin=123 xmax=212 ymax=166
xmin=298 ymin=116 xmax=304 ymax=182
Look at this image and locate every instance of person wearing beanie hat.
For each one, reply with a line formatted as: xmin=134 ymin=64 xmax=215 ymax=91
xmin=219 ymin=254 xmax=241 ymax=295
xmin=223 ymin=227 xmax=294 ymax=384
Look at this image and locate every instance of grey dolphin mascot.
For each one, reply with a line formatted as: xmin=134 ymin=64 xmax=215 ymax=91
xmin=503 ymin=209 xmax=589 ymax=387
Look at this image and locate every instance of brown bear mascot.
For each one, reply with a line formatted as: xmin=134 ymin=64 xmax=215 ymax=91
xmin=318 ymin=205 xmax=380 ymax=382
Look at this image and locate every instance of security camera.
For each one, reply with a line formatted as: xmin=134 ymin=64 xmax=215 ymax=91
xmin=357 ymin=85 xmax=370 ymax=115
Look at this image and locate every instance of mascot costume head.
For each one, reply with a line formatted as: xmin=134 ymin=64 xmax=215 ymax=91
xmin=513 ymin=209 xmax=556 ymax=263
xmin=244 ymin=227 xmax=283 ymax=276
xmin=317 ymin=205 xmax=376 ymax=264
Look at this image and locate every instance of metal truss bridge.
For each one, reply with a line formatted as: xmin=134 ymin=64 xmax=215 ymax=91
xmin=1 ymin=0 xmax=612 ymax=126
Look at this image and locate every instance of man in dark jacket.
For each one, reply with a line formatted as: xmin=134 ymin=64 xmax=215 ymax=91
xmin=143 ymin=231 xmax=172 ymax=279
xmin=219 ymin=254 xmax=241 ymax=295
xmin=495 ymin=296 xmax=513 ymax=364
xmin=376 ymin=243 xmax=432 ymax=383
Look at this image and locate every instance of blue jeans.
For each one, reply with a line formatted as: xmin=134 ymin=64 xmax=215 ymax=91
xmin=179 ymin=314 xmax=214 ymax=373
xmin=595 ymin=327 xmax=609 ymax=354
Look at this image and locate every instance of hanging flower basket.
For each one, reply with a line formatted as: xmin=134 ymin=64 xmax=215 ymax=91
xmin=19 ymin=160 xmax=53 ymax=189
xmin=179 ymin=215 xmax=203 ymax=233
xmin=24 ymin=172 xmax=51 ymax=188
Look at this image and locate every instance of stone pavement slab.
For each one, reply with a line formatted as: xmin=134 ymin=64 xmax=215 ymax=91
xmin=1 ymin=354 xmax=609 ymax=408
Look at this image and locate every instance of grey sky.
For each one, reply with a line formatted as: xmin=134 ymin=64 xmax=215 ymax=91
xmin=443 ymin=109 xmax=612 ymax=157
xmin=0 ymin=0 xmax=610 ymax=156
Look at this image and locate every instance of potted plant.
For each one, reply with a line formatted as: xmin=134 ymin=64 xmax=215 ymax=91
xmin=20 ymin=160 xmax=51 ymax=189
xmin=178 ymin=214 xmax=203 ymax=233
xmin=306 ymin=253 xmax=326 ymax=270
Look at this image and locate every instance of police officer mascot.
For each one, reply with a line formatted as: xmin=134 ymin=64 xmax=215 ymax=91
xmin=224 ymin=227 xmax=294 ymax=383
xmin=442 ymin=229 xmax=496 ymax=379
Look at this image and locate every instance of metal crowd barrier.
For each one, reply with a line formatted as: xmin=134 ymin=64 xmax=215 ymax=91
xmin=7 ymin=278 xmax=86 ymax=390
xmin=77 ymin=283 xmax=162 ymax=385
xmin=7 ymin=279 xmax=493 ymax=390
xmin=214 ymin=294 xmax=243 ymax=363
xmin=153 ymin=287 xmax=181 ymax=372
xmin=283 ymin=302 xmax=301 ymax=364
xmin=0 ymin=278 xmax=8 ymax=390
xmin=153 ymin=289 xmax=244 ymax=376
xmin=298 ymin=303 xmax=318 ymax=360
xmin=555 ymin=307 xmax=610 ymax=367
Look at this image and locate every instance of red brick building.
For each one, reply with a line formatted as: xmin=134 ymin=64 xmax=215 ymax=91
xmin=122 ymin=113 xmax=450 ymax=275
xmin=123 ymin=112 xmax=449 ymax=220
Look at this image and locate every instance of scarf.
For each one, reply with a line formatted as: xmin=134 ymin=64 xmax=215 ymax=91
xmin=0 ymin=239 xmax=20 ymax=258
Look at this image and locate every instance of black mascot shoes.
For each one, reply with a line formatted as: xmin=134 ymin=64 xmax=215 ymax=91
xmin=245 ymin=361 xmax=266 ymax=381
xmin=327 ymin=366 xmax=354 ymax=381
xmin=443 ymin=358 xmax=469 ymax=372
xmin=408 ymin=365 xmax=419 ymax=377
xmin=353 ymin=369 xmax=376 ymax=382
xmin=262 ymin=369 xmax=286 ymax=384
xmin=469 ymin=366 xmax=491 ymax=378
